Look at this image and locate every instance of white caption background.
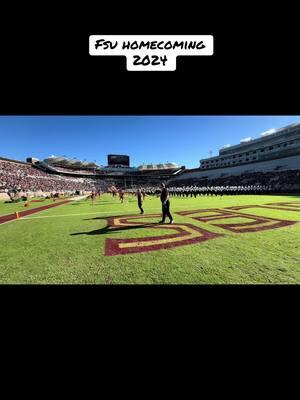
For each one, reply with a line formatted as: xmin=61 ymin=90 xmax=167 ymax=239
xmin=89 ymin=35 xmax=214 ymax=71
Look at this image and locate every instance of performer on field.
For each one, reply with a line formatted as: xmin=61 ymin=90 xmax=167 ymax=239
xmin=111 ymin=186 xmax=117 ymax=197
xmin=137 ymin=188 xmax=144 ymax=214
xmin=119 ymin=189 xmax=124 ymax=203
xmin=159 ymin=183 xmax=173 ymax=224
xmin=91 ymin=191 xmax=96 ymax=205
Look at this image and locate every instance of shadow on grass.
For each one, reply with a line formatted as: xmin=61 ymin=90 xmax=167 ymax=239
xmin=70 ymin=223 xmax=156 ymax=236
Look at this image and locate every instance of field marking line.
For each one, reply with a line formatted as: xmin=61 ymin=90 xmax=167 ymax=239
xmin=18 ymin=203 xmax=274 ymax=220
xmin=20 ymin=205 xmax=189 ymax=219
xmin=0 ymin=198 xmax=74 ymax=225
xmin=0 ymin=219 xmax=20 ymax=226
xmin=2 ymin=197 xmax=292 ymax=224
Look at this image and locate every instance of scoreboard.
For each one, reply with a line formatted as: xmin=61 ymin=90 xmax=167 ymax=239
xmin=107 ymin=154 xmax=130 ymax=167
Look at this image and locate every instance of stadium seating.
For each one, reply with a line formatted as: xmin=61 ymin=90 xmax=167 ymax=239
xmin=0 ymin=159 xmax=108 ymax=194
xmin=1 ymin=156 xmax=299 ymax=195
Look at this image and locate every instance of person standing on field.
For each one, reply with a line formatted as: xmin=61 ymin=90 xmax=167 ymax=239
xmin=159 ymin=183 xmax=173 ymax=224
xmin=119 ymin=189 xmax=124 ymax=203
xmin=137 ymin=188 xmax=144 ymax=214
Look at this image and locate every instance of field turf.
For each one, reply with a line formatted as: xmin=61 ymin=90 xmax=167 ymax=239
xmin=1 ymin=193 xmax=300 ymax=284
xmin=0 ymin=197 xmax=62 ymax=215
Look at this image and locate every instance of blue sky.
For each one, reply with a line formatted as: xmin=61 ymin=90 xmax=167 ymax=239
xmin=1 ymin=116 xmax=300 ymax=168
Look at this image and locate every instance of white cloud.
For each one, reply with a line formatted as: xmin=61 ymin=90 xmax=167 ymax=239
xmin=260 ymin=128 xmax=276 ymax=137
xmin=240 ymin=137 xmax=252 ymax=143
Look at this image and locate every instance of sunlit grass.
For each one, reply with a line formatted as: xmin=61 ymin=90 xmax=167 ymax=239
xmin=1 ymin=193 xmax=300 ymax=284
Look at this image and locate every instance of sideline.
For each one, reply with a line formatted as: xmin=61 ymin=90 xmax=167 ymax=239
xmin=0 ymin=199 xmax=71 ymax=225
xmin=16 ymin=202 xmax=270 ymax=220
xmin=20 ymin=205 xmax=193 ymax=220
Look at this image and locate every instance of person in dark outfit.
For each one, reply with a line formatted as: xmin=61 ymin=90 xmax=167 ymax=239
xmin=137 ymin=188 xmax=144 ymax=214
xmin=159 ymin=183 xmax=173 ymax=224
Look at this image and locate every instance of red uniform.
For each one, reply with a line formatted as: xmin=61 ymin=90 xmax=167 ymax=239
xmin=119 ymin=190 xmax=124 ymax=203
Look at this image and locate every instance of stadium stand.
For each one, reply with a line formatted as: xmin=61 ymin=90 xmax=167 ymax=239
xmin=169 ymin=123 xmax=300 ymax=192
xmin=0 ymin=156 xmax=187 ymax=201
xmin=0 ymin=158 xmax=108 ymax=198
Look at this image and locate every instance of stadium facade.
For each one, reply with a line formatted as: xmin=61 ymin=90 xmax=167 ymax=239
xmin=172 ymin=122 xmax=300 ymax=182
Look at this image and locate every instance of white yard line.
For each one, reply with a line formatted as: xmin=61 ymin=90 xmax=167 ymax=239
xmin=1 ymin=199 xmax=271 ymax=224
xmin=71 ymin=195 xmax=89 ymax=201
xmin=0 ymin=198 xmax=79 ymax=225
xmin=19 ymin=204 xmax=200 ymax=220
xmin=0 ymin=219 xmax=21 ymax=226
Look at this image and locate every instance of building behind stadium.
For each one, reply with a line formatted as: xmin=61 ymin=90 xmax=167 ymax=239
xmin=169 ymin=122 xmax=300 ymax=187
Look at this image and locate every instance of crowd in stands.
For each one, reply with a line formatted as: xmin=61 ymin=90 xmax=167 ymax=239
xmin=0 ymin=160 xmax=108 ymax=194
xmin=1 ymin=159 xmax=300 ymax=197
xmin=169 ymin=170 xmax=300 ymax=193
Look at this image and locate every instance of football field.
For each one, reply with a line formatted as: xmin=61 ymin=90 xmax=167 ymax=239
xmin=1 ymin=193 xmax=300 ymax=284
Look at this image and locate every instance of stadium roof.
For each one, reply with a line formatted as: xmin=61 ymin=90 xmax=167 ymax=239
xmin=43 ymin=156 xmax=180 ymax=171
xmin=137 ymin=162 xmax=179 ymax=170
xmin=43 ymin=156 xmax=99 ymax=169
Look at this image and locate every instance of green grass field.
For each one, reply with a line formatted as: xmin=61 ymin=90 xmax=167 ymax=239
xmin=1 ymin=193 xmax=300 ymax=284
xmin=0 ymin=197 xmax=59 ymax=215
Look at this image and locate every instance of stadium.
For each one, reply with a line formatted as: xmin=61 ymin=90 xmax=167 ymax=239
xmin=1 ymin=117 xmax=300 ymax=284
